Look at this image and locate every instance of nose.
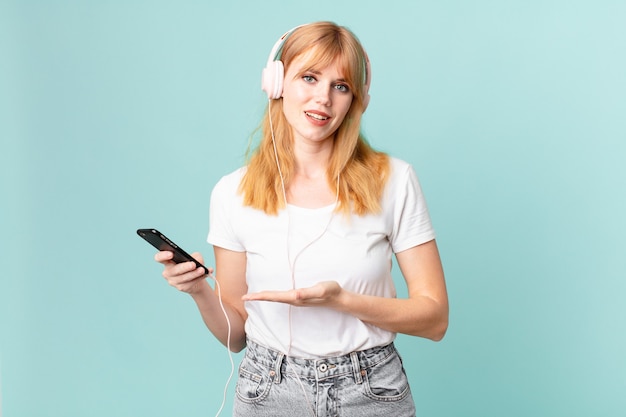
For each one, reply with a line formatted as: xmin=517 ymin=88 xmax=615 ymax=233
xmin=314 ymin=84 xmax=332 ymax=107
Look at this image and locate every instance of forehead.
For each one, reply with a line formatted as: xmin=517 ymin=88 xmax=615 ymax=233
xmin=287 ymin=48 xmax=348 ymax=78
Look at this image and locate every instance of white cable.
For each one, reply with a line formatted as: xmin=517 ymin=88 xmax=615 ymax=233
xmin=266 ymin=98 xmax=322 ymax=416
xmin=211 ymin=273 xmax=235 ymax=417
xmin=222 ymin=98 xmax=337 ymax=416
xmin=212 ymin=270 xmax=316 ymax=417
xmin=285 ymin=173 xmax=339 ymax=357
xmin=268 ymin=99 xmax=288 ymax=205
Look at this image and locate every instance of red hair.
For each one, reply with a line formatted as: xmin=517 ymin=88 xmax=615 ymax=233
xmin=240 ymin=22 xmax=389 ymax=216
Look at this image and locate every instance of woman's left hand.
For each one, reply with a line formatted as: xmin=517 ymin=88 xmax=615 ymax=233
xmin=242 ymin=281 xmax=343 ymax=307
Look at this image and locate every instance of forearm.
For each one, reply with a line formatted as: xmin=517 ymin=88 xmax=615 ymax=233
xmin=190 ymin=280 xmax=247 ymax=352
xmin=337 ymin=291 xmax=448 ymax=341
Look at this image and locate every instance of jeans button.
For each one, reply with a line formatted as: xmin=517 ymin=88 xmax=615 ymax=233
xmin=318 ymin=363 xmax=328 ymax=372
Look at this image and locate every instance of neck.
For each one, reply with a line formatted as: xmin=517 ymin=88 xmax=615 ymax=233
xmin=293 ymin=140 xmax=333 ymax=180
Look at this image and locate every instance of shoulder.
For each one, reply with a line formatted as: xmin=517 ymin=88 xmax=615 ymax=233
xmin=387 ymin=157 xmax=417 ymax=184
xmin=213 ymin=166 xmax=246 ymax=192
xmin=388 ymin=156 xmax=411 ymax=172
xmin=383 ymin=156 xmax=428 ymax=203
xmin=210 ymin=166 xmax=247 ymax=206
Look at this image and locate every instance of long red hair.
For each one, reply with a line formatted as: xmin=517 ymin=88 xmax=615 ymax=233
xmin=240 ymin=22 xmax=389 ymax=216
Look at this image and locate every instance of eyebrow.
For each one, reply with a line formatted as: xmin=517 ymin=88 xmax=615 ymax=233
xmin=303 ymin=68 xmax=348 ymax=83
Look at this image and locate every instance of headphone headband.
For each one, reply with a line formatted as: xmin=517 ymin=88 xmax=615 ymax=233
xmin=264 ymin=25 xmax=305 ymax=67
xmin=261 ymin=24 xmax=371 ymax=111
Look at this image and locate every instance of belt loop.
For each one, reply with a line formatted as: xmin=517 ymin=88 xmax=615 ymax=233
xmin=350 ymin=352 xmax=363 ymax=384
xmin=273 ymin=352 xmax=284 ymax=384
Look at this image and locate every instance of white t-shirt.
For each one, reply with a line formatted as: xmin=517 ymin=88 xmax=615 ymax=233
xmin=207 ymin=157 xmax=435 ymax=358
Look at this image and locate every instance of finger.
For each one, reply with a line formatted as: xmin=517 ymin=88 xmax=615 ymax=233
xmin=286 ymin=284 xmax=329 ymax=302
xmin=154 ymin=250 xmax=174 ymax=263
xmin=242 ymin=285 xmax=325 ymax=301
xmin=188 ymin=252 xmax=214 ymax=277
xmin=242 ymin=290 xmax=296 ymax=303
xmin=190 ymin=251 xmax=204 ymax=264
xmin=294 ymin=286 xmax=325 ymax=300
xmin=169 ymin=271 xmax=207 ymax=293
xmin=163 ymin=261 xmax=205 ymax=281
xmin=164 ymin=266 xmax=207 ymax=290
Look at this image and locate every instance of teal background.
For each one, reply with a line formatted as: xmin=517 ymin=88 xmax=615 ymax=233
xmin=1 ymin=1 xmax=625 ymax=416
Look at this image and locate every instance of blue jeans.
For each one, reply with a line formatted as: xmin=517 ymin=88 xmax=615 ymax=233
xmin=233 ymin=339 xmax=416 ymax=417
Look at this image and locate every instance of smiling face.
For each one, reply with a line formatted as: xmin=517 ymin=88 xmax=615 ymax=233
xmin=281 ymin=50 xmax=354 ymax=147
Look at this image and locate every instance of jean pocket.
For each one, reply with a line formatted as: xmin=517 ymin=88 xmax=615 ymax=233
xmin=362 ymin=352 xmax=411 ymax=402
xmin=235 ymin=358 xmax=274 ymax=404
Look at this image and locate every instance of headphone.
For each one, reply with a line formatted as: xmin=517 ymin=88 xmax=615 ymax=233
xmin=261 ymin=24 xmax=372 ymax=111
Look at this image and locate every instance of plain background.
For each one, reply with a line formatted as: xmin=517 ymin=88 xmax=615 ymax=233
xmin=1 ymin=1 xmax=625 ymax=416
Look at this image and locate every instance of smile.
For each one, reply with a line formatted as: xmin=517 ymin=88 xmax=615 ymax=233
xmin=305 ymin=111 xmax=330 ymax=121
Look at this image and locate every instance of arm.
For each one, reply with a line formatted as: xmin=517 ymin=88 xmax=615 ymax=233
xmin=242 ymin=239 xmax=448 ymax=341
xmin=339 ymin=239 xmax=448 ymax=340
xmin=156 ymin=247 xmax=248 ymax=352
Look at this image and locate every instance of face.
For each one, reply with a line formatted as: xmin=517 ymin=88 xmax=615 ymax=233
xmin=281 ymin=51 xmax=354 ymax=146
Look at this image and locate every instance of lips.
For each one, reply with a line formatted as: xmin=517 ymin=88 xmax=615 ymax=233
xmin=304 ymin=110 xmax=331 ymax=125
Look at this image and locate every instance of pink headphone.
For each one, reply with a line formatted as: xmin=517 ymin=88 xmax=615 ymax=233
xmin=261 ymin=24 xmax=372 ymax=111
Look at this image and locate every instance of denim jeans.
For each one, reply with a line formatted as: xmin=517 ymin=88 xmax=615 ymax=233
xmin=233 ymin=339 xmax=416 ymax=417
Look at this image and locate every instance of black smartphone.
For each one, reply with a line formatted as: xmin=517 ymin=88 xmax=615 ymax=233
xmin=136 ymin=228 xmax=209 ymax=275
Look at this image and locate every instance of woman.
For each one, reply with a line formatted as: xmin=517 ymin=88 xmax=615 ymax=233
xmin=156 ymin=21 xmax=448 ymax=417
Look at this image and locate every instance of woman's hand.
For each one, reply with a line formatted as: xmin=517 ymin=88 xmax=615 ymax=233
xmin=242 ymin=240 xmax=448 ymax=341
xmin=155 ymin=250 xmax=212 ymax=294
xmin=242 ymin=281 xmax=344 ymax=307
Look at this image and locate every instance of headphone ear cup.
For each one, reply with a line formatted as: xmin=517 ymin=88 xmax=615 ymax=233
xmin=261 ymin=60 xmax=284 ymax=99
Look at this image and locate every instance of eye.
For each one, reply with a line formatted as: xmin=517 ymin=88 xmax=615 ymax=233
xmin=334 ymin=83 xmax=350 ymax=93
xmin=302 ymin=75 xmax=316 ymax=83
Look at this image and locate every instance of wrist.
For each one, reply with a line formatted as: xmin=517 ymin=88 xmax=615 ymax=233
xmin=335 ymin=286 xmax=354 ymax=312
xmin=189 ymin=278 xmax=211 ymax=298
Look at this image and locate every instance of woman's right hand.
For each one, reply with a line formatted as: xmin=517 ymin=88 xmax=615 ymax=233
xmin=155 ymin=251 xmax=212 ymax=294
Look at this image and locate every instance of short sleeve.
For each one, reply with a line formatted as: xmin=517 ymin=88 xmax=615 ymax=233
xmin=388 ymin=159 xmax=436 ymax=253
xmin=207 ymin=169 xmax=246 ymax=252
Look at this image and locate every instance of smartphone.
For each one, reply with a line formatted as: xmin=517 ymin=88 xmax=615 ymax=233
xmin=136 ymin=228 xmax=209 ymax=275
